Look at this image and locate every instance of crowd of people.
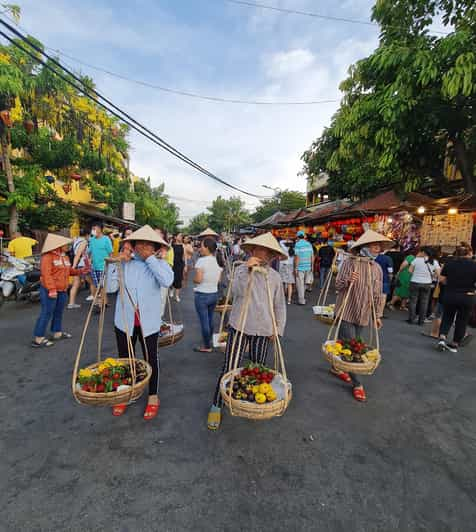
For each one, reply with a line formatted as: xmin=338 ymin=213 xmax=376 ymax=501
xmin=10 ymin=219 xmax=474 ymax=427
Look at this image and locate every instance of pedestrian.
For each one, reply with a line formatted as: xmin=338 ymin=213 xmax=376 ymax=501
xmin=407 ymin=248 xmax=440 ymax=325
xmin=375 ymin=250 xmax=394 ymax=306
xmin=207 ymin=232 xmax=287 ymax=431
xmin=330 ymin=230 xmax=390 ymax=402
xmin=7 ymin=231 xmax=37 ymax=259
xmin=183 ymin=236 xmax=194 ymax=283
xmin=68 ymin=228 xmax=91 ymax=309
xmin=437 ymin=243 xmax=476 ymax=353
xmin=388 ymin=252 xmax=416 ymax=311
xmin=112 ymin=225 xmax=174 ymax=420
xmin=32 ymin=234 xmax=86 ymax=348
xmin=294 ymin=230 xmax=314 ymax=305
xmin=318 ymin=240 xmax=336 ymax=289
xmin=88 ymin=221 xmax=113 ymax=304
xmin=171 ymin=233 xmax=185 ymax=302
xmin=279 ymin=239 xmax=295 ymax=305
xmin=193 ymin=237 xmax=223 ymax=353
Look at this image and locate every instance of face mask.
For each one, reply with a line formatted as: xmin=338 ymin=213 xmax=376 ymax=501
xmin=91 ymin=229 xmax=97 ymax=237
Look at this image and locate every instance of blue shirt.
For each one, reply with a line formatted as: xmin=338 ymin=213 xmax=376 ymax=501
xmin=88 ymin=235 xmax=113 ymax=271
xmin=375 ymin=254 xmax=393 ymax=295
xmin=114 ymin=255 xmax=174 ymax=337
xmin=294 ymin=239 xmax=313 ymax=272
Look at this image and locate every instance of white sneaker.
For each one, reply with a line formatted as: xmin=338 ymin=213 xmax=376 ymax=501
xmin=86 ymin=295 xmax=94 ymax=301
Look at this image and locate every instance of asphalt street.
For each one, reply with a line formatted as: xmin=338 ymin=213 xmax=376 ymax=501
xmin=1 ymin=280 xmax=476 ymax=532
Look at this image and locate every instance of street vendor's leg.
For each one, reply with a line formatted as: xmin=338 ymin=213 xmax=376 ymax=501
xmin=50 ymin=291 xmax=68 ymax=338
xmin=249 ymin=335 xmax=271 ymax=366
xmin=136 ymin=329 xmax=160 ymax=400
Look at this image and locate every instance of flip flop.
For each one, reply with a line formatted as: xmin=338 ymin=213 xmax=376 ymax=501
xmin=352 ymin=386 xmax=367 ymax=402
xmin=329 ymin=369 xmax=352 ymax=383
xmin=144 ymin=399 xmax=160 ymax=421
xmin=31 ymin=338 xmax=53 ymax=348
xmin=207 ymin=408 xmax=221 ymax=431
xmin=50 ymin=332 xmax=72 ymax=341
xmin=112 ymin=404 xmax=127 ymax=417
xmin=193 ymin=347 xmax=213 ymax=353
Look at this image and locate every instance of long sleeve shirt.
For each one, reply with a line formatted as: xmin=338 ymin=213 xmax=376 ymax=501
xmin=335 ymin=256 xmax=384 ymax=327
xmin=229 ymin=263 xmax=286 ymax=337
xmin=114 ymin=255 xmax=174 ymax=337
xmin=40 ymin=251 xmax=81 ymax=292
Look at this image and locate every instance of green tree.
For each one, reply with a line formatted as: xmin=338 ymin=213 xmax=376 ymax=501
xmin=186 ymin=212 xmax=210 ymax=234
xmin=207 ymin=196 xmax=251 ymax=233
xmin=302 ymin=0 xmax=476 ymax=198
xmin=252 ymin=189 xmax=306 ymax=223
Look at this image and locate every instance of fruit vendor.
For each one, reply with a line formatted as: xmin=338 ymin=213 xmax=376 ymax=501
xmin=331 ymin=230 xmax=393 ymax=402
xmin=207 ymin=232 xmax=287 ymax=430
xmin=112 ymin=225 xmax=174 ymax=421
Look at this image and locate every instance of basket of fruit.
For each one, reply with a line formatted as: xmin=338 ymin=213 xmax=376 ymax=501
xmin=212 ymin=330 xmax=228 ymax=352
xmin=322 ymin=337 xmax=381 ymax=375
xmin=73 ymin=357 xmax=152 ymax=406
xmin=312 ymin=304 xmax=335 ymax=325
xmin=159 ymin=322 xmax=184 ymax=347
xmin=220 ymin=363 xmax=292 ymax=420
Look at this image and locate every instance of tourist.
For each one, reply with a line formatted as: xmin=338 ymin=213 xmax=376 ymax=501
xmin=112 ymin=225 xmax=173 ymax=420
xmin=171 ymin=233 xmax=185 ymax=302
xmin=318 ymin=240 xmax=336 ymax=289
xmin=88 ymin=221 xmax=113 ymax=303
xmin=375 ymin=250 xmax=394 ymax=305
xmin=232 ymin=238 xmax=242 ymax=261
xmin=331 ymin=230 xmax=389 ymax=402
xmin=68 ymin=228 xmax=91 ymax=309
xmin=193 ymin=237 xmax=223 ymax=353
xmin=388 ymin=251 xmax=416 ymax=311
xmin=294 ymin=230 xmax=314 ymax=305
xmin=7 ymin=231 xmax=37 ymax=259
xmin=207 ymin=232 xmax=287 ymax=430
xmin=32 ymin=234 xmax=86 ymax=348
xmin=438 ymin=243 xmax=476 ymax=353
xmin=279 ymin=239 xmax=295 ymax=305
xmin=408 ymin=248 xmax=440 ymax=325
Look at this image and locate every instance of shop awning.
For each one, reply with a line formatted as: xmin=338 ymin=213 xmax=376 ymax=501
xmin=252 ymin=211 xmax=286 ymax=228
xmin=73 ymin=204 xmax=140 ymax=228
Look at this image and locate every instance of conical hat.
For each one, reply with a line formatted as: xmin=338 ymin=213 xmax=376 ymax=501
xmin=241 ymin=232 xmax=287 ymax=259
xmin=199 ymin=227 xmax=219 ymax=237
xmin=125 ymin=225 xmax=169 ymax=247
xmin=41 ymin=234 xmax=73 ymax=254
xmin=352 ymin=229 xmax=394 ymax=250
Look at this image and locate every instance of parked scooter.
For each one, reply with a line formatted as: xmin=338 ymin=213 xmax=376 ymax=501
xmin=0 ymin=253 xmax=41 ymax=304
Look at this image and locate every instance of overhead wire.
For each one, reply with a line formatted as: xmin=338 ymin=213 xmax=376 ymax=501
xmin=0 ymin=18 xmax=269 ymax=199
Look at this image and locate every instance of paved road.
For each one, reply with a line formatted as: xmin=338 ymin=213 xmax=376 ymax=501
xmin=1 ymin=281 xmax=476 ymax=532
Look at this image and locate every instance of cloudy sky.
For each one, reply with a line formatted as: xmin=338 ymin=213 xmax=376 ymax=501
xmin=8 ymin=0 xmax=380 ymax=222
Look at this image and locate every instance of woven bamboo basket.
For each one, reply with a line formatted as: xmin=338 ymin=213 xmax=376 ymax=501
xmin=220 ymin=368 xmax=292 ymax=420
xmin=315 ymin=315 xmax=334 ymax=325
xmin=74 ymin=358 xmax=152 ymax=406
xmin=159 ymin=323 xmax=185 ymax=347
xmin=215 ymin=303 xmax=233 ymax=313
xmin=322 ymin=341 xmax=381 ymax=375
xmin=213 ymin=332 xmax=228 ymax=353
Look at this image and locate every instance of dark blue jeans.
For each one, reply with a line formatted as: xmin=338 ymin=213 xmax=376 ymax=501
xmin=34 ymin=286 xmax=68 ymax=337
xmin=194 ymin=291 xmax=218 ymax=349
xmin=320 ymin=266 xmax=330 ymax=288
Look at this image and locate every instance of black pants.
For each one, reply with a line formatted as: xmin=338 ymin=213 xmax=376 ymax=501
xmin=115 ymin=326 xmax=159 ymax=396
xmin=440 ymin=294 xmax=475 ymax=344
xmin=409 ymin=282 xmax=432 ymax=324
xmin=212 ymin=327 xmax=271 ymax=407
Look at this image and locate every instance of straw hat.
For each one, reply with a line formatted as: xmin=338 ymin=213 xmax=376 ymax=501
xmin=241 ymin=232 xmax=288 ymax=260
xmin=199 ymin=227 xmax=219 ymax=238
xmin=125 ymin=225 xmax=170 ymax=247
xmin=352 ymin=229 xmax=394 ymax=251
xmin=41 ymin=234 xmax=73 ymax=254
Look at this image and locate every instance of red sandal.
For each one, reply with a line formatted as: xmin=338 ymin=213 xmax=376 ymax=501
xmin=330 ymin=369 xmax=352 ymax=383
xmin=112 ymin=404 xmax=127 ymax=417
xmin=352 ymin=386 xmax=367 ymax=402
xmin=144 ymin=399 xmax=160 ymax=421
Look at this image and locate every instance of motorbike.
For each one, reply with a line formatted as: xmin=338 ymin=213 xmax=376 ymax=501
xmin=0 ymin=253 xmax=41 ymax=305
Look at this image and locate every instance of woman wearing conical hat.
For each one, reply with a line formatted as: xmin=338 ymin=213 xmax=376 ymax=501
xmin=207 ymin=232 xmax=287 ymax=430
xmin=32 ymin=234 xmax=88 ymax=348
xmin=112 ymin=225 xmax=174 ymax=421
xmin=330 ymin=230 xmax=392 ymax=402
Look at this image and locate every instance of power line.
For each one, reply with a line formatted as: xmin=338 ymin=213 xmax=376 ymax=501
xmin=0 ymin=18 xmax=269 ymax=199
xmin=220 ymin=0 xmax=451 ymax=36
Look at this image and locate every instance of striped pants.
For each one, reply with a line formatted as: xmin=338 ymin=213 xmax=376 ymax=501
xmin=212 ymin=327 xmax=271 ymax=407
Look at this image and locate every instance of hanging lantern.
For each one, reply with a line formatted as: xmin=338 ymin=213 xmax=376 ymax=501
xmin=0 ymin=110 xmax=12 ymax=128
xmin=23 ymin=119 xmax=34 ymax=134
xmin=321 ymin=231 xmax=329 ymax=239
xmin=70 ymin=173 xmax=81 ymax=181
xmin=45 ymin=175 xmax=55 ymax=184
xmin=63 ymin=184 xmax=71 ymax=194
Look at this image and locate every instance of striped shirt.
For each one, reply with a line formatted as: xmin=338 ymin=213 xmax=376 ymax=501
xmin=294 ymin=239 xmax=313 ymax=272
xmin=335 ymin=256 xmax=385 ymax=326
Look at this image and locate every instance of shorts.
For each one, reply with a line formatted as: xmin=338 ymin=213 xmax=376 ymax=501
xmin=91 ymin=269 xmax=104 ymax=288
xmin=279 ymin=264 xmax=295 ymax=284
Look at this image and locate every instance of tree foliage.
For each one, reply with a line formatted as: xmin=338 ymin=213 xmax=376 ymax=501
xmin=206 ymin=196 xmax=251 ymax=233
xmin=186 ymin=212 xmax=210 ymax=235
xmin=302 ymin=0 xmax=476 ymax=198
xmin=252 ymin=189 xmax=306 ymax=223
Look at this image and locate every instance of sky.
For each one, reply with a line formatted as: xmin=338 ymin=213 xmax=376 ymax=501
xmin=7 ymin=0 xmax=382 ymax=222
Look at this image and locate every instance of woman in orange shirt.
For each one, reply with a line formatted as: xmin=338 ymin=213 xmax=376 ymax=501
xmin=32 ymin=234 xmax=86 ymax=348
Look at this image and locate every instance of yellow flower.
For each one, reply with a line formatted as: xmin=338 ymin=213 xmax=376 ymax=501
xmin=79 ymin=368 xmax=93 ymax=378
